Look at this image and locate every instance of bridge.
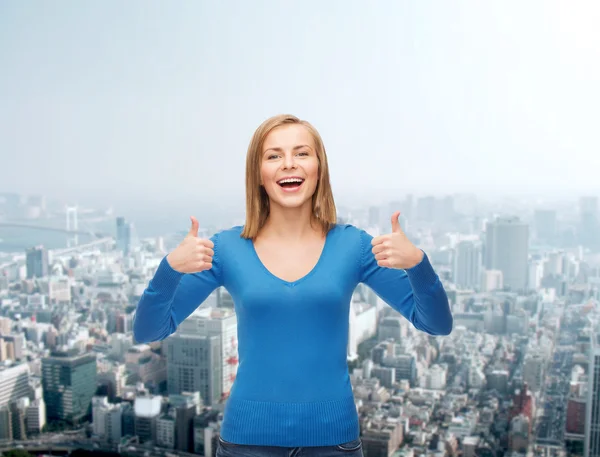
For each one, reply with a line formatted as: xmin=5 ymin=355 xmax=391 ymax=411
xmin=0 ymin=206 xmax=116 ymax=268
xmin=0 ymin=222 xmax=108 ymax=238
xmin=0 ymin=237 xmax=115 ymax=270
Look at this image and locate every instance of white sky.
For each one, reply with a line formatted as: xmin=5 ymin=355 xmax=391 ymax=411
xmin=1 ymin=0 xmax=598 ymax=206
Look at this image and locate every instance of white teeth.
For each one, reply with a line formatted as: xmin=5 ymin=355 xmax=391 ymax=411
xmin=278 ymin=178 xmax=304 ymax=184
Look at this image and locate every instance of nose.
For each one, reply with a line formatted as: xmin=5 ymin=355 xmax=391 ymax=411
xmin=282 ymin=152 xmax=296 ymax=170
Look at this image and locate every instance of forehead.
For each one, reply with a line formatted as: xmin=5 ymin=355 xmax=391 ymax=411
xmin=263 ymin=124 xmax=315 ymax=151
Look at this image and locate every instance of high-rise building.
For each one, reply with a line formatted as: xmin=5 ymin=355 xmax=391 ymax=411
xmin=585 ymin=329 xmax=600 ymax=457
xmin=522 ymin=353 xmax=545 ymax=393
xmin=166 ymin=333 xmax=222 ymax=406
xmin=348 ymin=298 xmax=377 ymax=361
xmin=176 ymin=308 xmax=238 ymax=401
xmin=0 ymin=407 xmax=11 ymax=439
xmin=485 ymin=217 xmax=529 ymax=291
xmin=580 ymin=197 xmax=599 ymax=251
xmin=481 ymin=270 xmax=503 ymax=292
xmin=170 ymin=393 xmax=201 ymax=452
xmin=42 ymin=350 xmax=97 ymax=424
xmin=26 ymin=398 xmax=46 ymax=435
xmin=0 ymin=364 xmax=30 ymax=409
xmin=26 ymin=245 xmax=48 ymax=279
xmin=453 ymin=240 xmax=482 ymax=289
xmin=116 ymin=217 xmax=132 ymax=255
xmin=134 ymin=395 xmax=162 ymax=444
xmin=567 ymin=394 xmax=586 ymax=438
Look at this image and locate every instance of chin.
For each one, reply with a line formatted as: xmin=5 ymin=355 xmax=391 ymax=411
xmin=272 ymin=196 xmax=312 ymax=210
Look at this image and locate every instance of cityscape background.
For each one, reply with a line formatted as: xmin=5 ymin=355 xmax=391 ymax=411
xmin=1 ymin=1 xmax=599 ymax=457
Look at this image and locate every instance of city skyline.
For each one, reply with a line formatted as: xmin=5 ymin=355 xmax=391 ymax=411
xmin=1 ymin=186 xmax=599 ymax=455
xmin=1 ymin=1 xmax=600 ymax=454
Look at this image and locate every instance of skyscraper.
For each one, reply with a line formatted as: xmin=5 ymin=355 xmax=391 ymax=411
xmin=26 ymin=245 xmax=48 ymax=279
xmin=176 ymin=308 xmax=238 ymax=400
xmin=116 ymin=216 xmax=132 ymax=255
xmin=42 ymin=350 xmax=97 ymax=424
xmin=453 ymin=240 xmax=482 ymax=289
xmin=0 ymin=364 xmax=30 ymax=409
xmin=485 ymin=217 xmax=529 ymax=292
xmin=580 ymin=196 xmax=599 ymax=251
xmin=585 ymin=328 xmax=600 ymax=457
xmin=166 ymin=333 xmax=222 ymax=406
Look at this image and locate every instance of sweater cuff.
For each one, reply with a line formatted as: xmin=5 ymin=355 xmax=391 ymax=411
xmin=150 ymin=256 xmax=185 ymax=296
xmin=404 ymin=251 xmax=439 ymax=292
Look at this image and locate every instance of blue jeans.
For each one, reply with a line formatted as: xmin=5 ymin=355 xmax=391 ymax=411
xmin=217 ymin=436 xmax=364 ymax=457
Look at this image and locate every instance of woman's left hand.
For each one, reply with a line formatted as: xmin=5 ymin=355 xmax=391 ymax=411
xmin=371 ymin=211 xmax=424 ymax=269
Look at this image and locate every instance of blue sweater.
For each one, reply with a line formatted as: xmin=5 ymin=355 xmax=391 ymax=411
xmin=133 ymin=224 xmax=452 ymax=447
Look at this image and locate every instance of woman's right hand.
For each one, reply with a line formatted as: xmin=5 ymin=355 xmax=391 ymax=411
xmin=166 ymin=216 xmax=214 ymax=273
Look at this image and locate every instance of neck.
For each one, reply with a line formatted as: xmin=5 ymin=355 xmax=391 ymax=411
xmin=260 ymin=201 xmax=320 ymax=240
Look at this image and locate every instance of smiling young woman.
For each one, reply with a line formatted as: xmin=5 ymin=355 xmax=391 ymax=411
xmin=133 ymin=114 xmax=453 ymax=457
xmin=242 ymin=115 xmax=336 ymax=240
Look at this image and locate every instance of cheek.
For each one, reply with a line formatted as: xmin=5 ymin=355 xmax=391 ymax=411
xmin=260 ymin=163 xmax=274 ymax=186
xmin=306 ymin=160 xmax=320 ymax=180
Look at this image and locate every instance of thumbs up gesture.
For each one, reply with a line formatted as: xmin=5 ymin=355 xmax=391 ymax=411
xmin=166 ymin=216 xmax=215 ymax=273
xmin=371 ymin=211 xmax=423 ymax=269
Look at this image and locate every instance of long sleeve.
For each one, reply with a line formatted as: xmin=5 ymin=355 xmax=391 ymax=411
xmin=132 ymin=232 xmax=224 ymax=343
xmin=358 ymin=229 xmax=452 ymax=336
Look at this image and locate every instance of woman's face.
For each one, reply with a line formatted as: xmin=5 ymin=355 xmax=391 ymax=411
xmin=260 ymin=124 xmax=320 ymax=211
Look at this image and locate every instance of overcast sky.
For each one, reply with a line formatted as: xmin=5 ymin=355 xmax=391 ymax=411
xmin=1 ymin=0 xmax=599 ymax=208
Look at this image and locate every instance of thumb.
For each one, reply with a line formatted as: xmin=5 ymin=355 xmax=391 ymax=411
xmin=391 ymin=211 xmax=402 ymax=233
xmin=188 ymin=216 xmax=199 ymax=237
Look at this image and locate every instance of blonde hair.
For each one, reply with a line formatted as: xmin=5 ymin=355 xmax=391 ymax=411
xmin=241 ymin=114 xmax=337 ymax=239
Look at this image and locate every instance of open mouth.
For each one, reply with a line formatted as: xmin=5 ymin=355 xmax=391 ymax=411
xmin=276 ymin=177 xmax=305 ymax=191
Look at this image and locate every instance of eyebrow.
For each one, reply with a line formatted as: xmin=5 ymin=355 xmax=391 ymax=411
xmin=263 ymin=145 xmax=313 ymax=154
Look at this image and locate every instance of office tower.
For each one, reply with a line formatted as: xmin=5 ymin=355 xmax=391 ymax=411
xmin=3 ymin=334 xmax=25 ymax=361
xmin=166 ymin=333 xmax=222 ymax=406
xmin=567 ymin=395 xmax=586 ymax=437
xmin=348 ymin=298 xmax=377 ymax=361
xmin=170 ymin=392 xmax=201 ymax=452
xmin=176 ymin=308 xmax=238 ymax=400
xmin=580 ymin=196 xmax=599 ymax=251
xmin=534 ymin=209 xmax=557 ymax=243
xmin=116 ymin=216 xmax=132 ymax=255
xmin=0 ymin=364 xmax=30 ymax=409
xmin=438 ymin=195 xmax=455 ymax=222
xmin=26 ymin=245 xmax=48 ymax=279
xmin=528 ymin=260 xmax=543 ymax=290
xmin=485 ymin=217 xmax=529 ymax=291
xmin=156 ymin=413 xmax=176 ymax=449
xmin=585 ymin=329 xmax=600 ymax=457
xmin=0 ymin=407 xmax=10 ymax=439
xmin=378 ymin=317 xmax=404 ymax=342
xmin=193 ymin=409 xmax=221 ymax=455
xmin=453 ymin=240 xmax=482 ymax=289
xmin=481 ymin=270 xmax=503 ymax=293
xmin=9 ymin=400 xmax=27 ymax=440
xmin=26 ymin=398 xmax=46 ymax=435
xmin=134 ymin=396 xmax=162 ymax=444
xmin=42 ymin=350 xmax=97 ymax=424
